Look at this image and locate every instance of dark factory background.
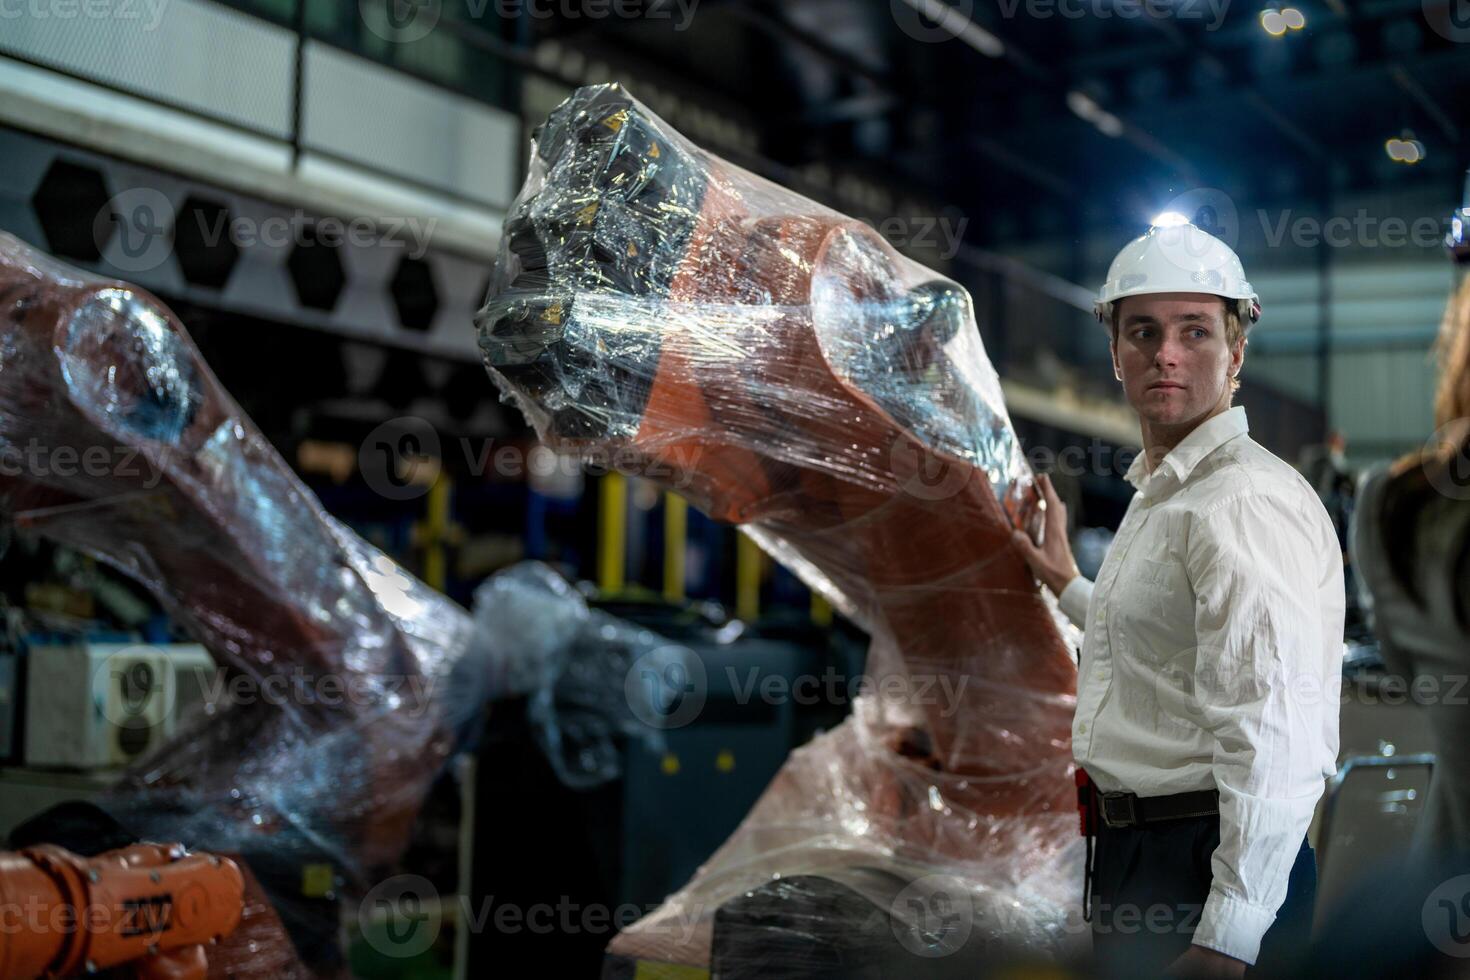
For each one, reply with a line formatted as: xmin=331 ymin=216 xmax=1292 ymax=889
xmin=0 ymin=0 xmax=1465 ymax=976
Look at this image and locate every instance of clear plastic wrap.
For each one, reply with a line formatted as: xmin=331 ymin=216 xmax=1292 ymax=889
xmin=471 ymin=560 xmax=678 ymax=788
xmin=0 ymin=232 xmax=486 ymax=975
xmin=478 ymin=85 xmax=1085 ymax=972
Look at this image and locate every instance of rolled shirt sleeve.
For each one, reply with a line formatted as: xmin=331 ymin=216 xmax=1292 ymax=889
xmin=1057 ymin=575 xmax=1094 ymax=631
xmin=1185 ymin=492 xmax=1337 ymax=964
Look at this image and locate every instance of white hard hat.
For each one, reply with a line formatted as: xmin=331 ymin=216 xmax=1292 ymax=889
xmin=1094 ymin=219 xmax=1261 ymax=330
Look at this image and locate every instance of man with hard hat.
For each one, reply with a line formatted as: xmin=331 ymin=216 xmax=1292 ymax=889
xmin=1013 ymin=218 xmax=1344 ymax=977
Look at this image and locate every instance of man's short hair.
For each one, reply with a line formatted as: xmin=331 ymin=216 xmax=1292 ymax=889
xmin=1110 ymin=296 xmax=1246 ymax=392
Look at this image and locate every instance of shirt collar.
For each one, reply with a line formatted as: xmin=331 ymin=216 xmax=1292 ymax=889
xmin=1124 ymin=406 xmax=1250 ymax=492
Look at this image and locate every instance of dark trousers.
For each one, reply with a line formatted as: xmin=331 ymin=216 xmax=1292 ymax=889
xmin=1089 ymin=814 xmax=1316 ymax=978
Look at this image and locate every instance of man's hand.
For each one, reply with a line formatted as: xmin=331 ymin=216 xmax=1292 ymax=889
xmin=1166 ymin=945 xmax=1247 ymax=978
xmin=1009 ymin=473 xmax=1081 ymax=597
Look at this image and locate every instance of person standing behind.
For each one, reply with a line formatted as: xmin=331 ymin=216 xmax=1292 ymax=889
xmin=1351 ymin=179 xmax=1470 ymax=856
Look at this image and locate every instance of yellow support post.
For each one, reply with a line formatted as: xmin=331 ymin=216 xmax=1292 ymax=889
xmin=810 ymin=592 xmax=833 ymax=628
xmin=423 ymin=472 xmax=451 ymax=592
xmin=663 ymin=492 xmax=687 ymax=603
xmin=735 ymin=530 xmax=761 ymax=622
xmin=599 ymin=472 xmax=627 ymax=594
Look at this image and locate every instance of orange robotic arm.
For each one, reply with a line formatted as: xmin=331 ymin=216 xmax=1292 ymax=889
xmin=479 ymin=87 xmax=1086 ymax=970
xmin=0 ymin=843 xmax=243 ymax=980
xmin=479 ymin=85 xmax=1076 ymax=813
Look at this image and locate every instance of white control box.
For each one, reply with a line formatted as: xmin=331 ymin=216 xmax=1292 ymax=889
xmin=25 ymin=643 xmax=215 ymax=769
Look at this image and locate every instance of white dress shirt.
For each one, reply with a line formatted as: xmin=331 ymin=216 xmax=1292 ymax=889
xmin=1057 ymin=406 xmax=1344 ymax=965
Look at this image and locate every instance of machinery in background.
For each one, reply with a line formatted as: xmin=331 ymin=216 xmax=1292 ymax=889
xmin=24 ymin=642 xmax=214 ymax=770
xmin=618 ymin=627 xmax=861 ymax=909
xmin=463 ymin=567 xmax=866 ymax=978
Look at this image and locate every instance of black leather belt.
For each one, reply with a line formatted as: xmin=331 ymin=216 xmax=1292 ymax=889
xmin=1099 ymin=788 xmax=1220 ymax=829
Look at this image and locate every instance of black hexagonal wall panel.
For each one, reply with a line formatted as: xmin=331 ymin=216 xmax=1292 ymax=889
xmin=172 ymin=195 xmax=239 ymax=290
xmin=391 ymin=256 xmax=438 ymax=333
xmin=287 ymin=223 xmax=347 ymax=313
xmin=33 ymin=159 xmax=111 ymax=263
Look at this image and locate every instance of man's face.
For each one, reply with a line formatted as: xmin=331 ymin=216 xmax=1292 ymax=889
xmin=1110 ymin=292 xmax=1244 ymax=429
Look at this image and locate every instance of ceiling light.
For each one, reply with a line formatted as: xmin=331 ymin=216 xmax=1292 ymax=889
xmin=897 ymin=0 xmax=1006 ymax=57
xmin=1067 ymin=91 xmax=1125 ymax=138
xmin=1385 ymin=134 xmax=1427 ymax=164
xmin=1260 ymin=9 xmax=1287 ymax=35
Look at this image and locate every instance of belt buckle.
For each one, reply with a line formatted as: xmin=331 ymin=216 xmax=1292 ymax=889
xmin=1101 ymin=792 xmax=1136 ymax=828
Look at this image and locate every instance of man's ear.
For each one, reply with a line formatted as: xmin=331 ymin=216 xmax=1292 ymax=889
xmin=1230 ymin=337 xmax=1246 ymax=377
xmin=1110 ymin=339 xmax=1123 ymax=382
